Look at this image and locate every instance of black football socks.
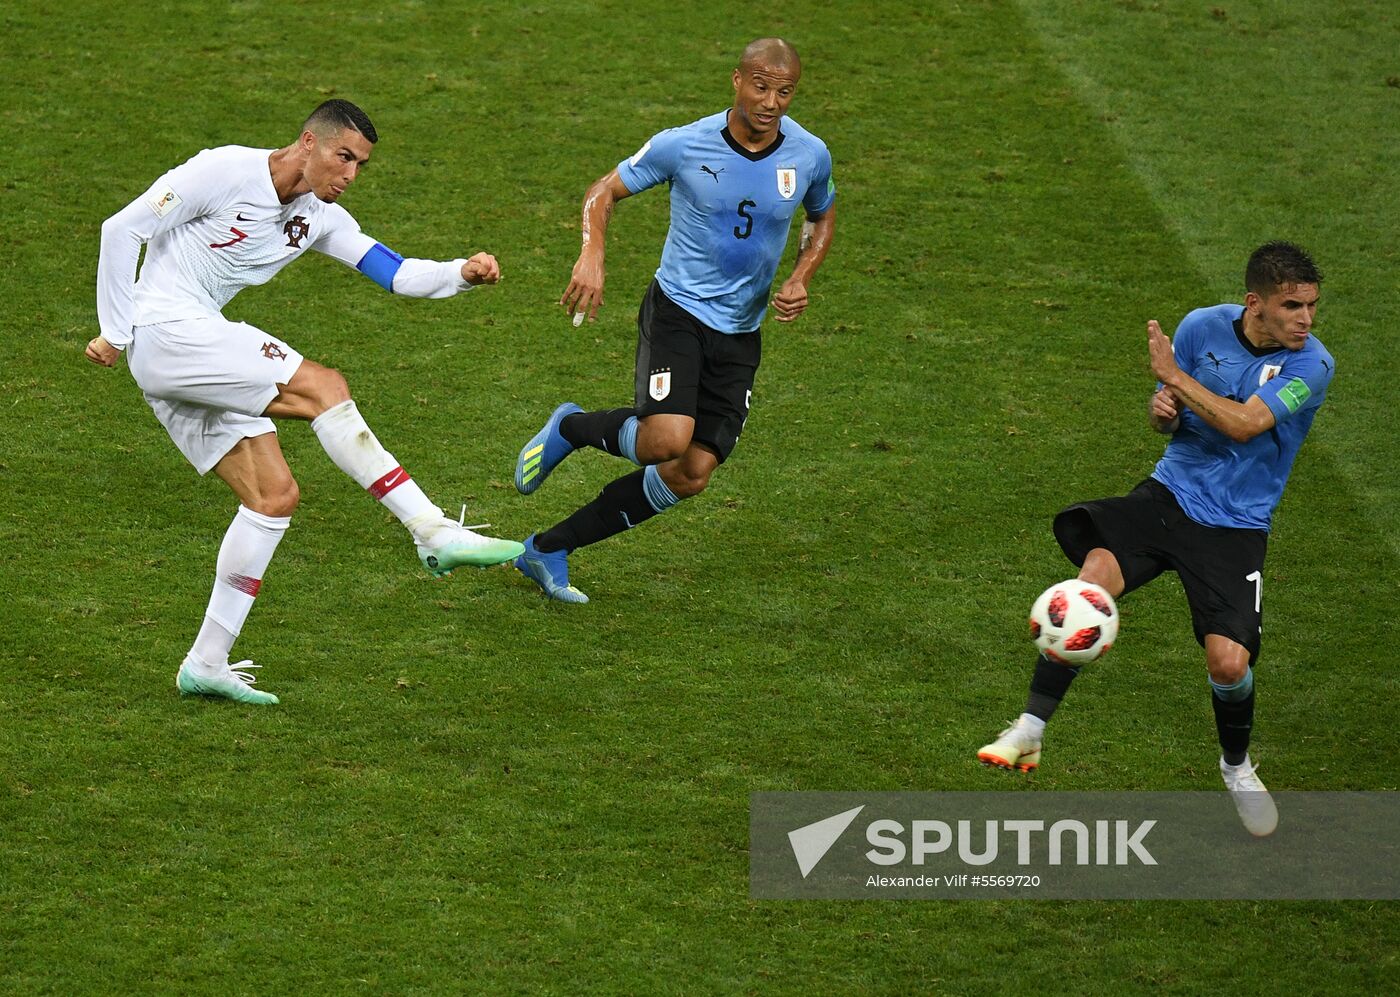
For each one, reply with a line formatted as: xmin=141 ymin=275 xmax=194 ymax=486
xmin=536 ymin=470 xmax=657 ymax=553
xmin=561 ymin=408 xmax=637 ymax=460
xmin=1025 ymin=654 xmax=1082 ymax=723
xmin=1210 ymin=669 xmax=1255 ymax=766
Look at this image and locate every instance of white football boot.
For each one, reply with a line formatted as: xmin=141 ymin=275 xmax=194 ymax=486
xmin=1221 ymin=755 xmax=1279 ymax=837
xmin=176 ymin=654 xmax=279 ymax=706
xmin=978 ymin=717 xmax=1043 ymax=772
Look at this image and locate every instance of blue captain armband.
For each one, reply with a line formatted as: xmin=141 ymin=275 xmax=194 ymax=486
xmin=356 ymin=242 xmax=405 ymax=291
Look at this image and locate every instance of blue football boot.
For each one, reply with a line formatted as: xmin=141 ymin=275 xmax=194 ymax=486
xmin=515 ymin=402 xmax=583 ymax=495
xmin=514 ymin=534 xmax=589 ymax=604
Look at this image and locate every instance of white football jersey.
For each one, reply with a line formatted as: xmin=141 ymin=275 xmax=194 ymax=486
xmin=97 ymin=145 xmax=375 ymax=346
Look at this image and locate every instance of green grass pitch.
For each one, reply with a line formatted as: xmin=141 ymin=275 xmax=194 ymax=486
xmin=2 ymin=0 xmax=1397 ymax=991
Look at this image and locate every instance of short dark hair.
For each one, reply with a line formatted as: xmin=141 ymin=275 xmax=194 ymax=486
xmin=1246 ymin=241 xmax=1321 ymax=296
xmin=303 ymin=99 xmax=378 ymax=144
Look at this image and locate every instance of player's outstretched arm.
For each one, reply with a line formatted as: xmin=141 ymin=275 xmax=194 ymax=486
xmin=771 ymin=204 xmax=836 ymax=324
xmin=561 ymin=170 xmax=633 ymax=324
xmin=315 ymin=216 xmax=499 ymax=299
xmin=1147 ymin=319 xmax=1275 ymax=442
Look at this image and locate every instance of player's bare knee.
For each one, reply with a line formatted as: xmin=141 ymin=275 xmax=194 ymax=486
xmin=669 ymin=468 xmax=711 ymax=498
xmin=1203 ymin=633 xmax=1252 ymax=684
xmin=1079 ymin=548 xmax=1125 ymax=597
xmin=1208 ymin=656 xmax=1249 ymax=686
xmin=289 ymin=363 xmax=350 ymax=417
xmin=314 ymin=366 xmax=352 ymax=412
xmin=250 ymin=476 xmax=300 ymax=517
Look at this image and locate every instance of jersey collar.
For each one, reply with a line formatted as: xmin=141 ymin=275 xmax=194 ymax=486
xmin=721 ymin=124 xmax=786 ymax=162
xmin=1233 ymin=309 xmax=1285 ymax=357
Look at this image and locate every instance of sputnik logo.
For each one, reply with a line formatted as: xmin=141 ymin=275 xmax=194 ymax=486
xmin=788 ymin=805 xmax=865 ymax=878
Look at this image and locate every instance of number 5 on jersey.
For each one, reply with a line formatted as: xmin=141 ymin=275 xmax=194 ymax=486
xmin=733 ymin=200 xmax=756 ymax=239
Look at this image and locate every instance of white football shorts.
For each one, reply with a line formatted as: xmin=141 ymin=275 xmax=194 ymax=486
xmin=126 ymin=316 xmax=305 ymax=474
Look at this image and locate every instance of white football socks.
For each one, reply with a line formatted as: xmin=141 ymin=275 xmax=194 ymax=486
xmin=311 ymin=399 xmax=442 ymax=541
xmin=190 ymin=505 xmax=290 ymax=670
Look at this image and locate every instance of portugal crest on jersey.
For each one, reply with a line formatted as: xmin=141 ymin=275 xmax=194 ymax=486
xmin=776 ymin=167 xmax=797 ymax=199
xmin=284 ymin=215 xmax=311 ymax=248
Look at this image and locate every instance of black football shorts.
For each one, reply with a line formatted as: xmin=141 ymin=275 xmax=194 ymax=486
xmin=633 ymin=280 xmax=760 ymax=463
xmin=1052 ymin=478 xmax=1268 ymax=663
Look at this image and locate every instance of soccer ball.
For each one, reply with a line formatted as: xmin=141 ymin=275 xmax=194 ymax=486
xmin=1029 ymin=580 xmax=1119 ymax=665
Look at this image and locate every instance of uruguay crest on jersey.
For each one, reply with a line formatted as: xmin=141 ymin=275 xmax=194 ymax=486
xmin=649 ymin=368 xmax=672 ymax=401
xmin=776 ymin=167 xmax=797 ymax=199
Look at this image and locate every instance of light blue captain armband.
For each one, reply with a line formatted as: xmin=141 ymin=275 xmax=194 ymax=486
xmin=356 ymin=242 xmax=405 ymax=292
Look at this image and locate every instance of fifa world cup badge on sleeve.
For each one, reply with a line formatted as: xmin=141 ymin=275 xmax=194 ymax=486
xmin=148 ymin=185 xmax=182 ymax=218
xmin=1277 ymin=377 xmax=1312 ymax=414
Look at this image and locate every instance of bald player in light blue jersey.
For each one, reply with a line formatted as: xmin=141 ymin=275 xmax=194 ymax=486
xmin=510 ymin=37 xmax=836 ymax=603
xmin=979 ymin=242 xmax=1334 ymax=838
xmin=614 ymin=109 xmax=834 ymax=334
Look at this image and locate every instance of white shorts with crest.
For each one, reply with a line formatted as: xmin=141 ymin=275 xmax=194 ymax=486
xmin=126 ymin=316 xmax=304 ymax=474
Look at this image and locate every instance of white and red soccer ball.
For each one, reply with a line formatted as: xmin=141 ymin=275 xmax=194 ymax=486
xmin=1029 ymin=580 xmax=1119 ymax=665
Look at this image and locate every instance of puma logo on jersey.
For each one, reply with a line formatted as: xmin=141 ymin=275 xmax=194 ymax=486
xmin=700 ymin=165 xmax=725 ymax=183
xmin=1205 ymin=351 xmax=1224 ymax=368
xmin=284 ymin=215 xmax=311 ymax=248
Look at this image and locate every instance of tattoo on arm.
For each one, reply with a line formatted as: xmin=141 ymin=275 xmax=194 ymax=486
xmin=1179 ymin=382 xmax=1225 ymax=423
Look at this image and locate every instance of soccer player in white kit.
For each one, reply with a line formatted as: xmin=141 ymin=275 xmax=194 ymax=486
xmin=86 ymin=99 xmax=524 ymax=705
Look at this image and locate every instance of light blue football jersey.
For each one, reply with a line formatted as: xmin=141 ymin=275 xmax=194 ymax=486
xmin=1152 ymin=304 xmax=1335 ymax=530
xmin=616 ymin=110 xmax=835 ymax=333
